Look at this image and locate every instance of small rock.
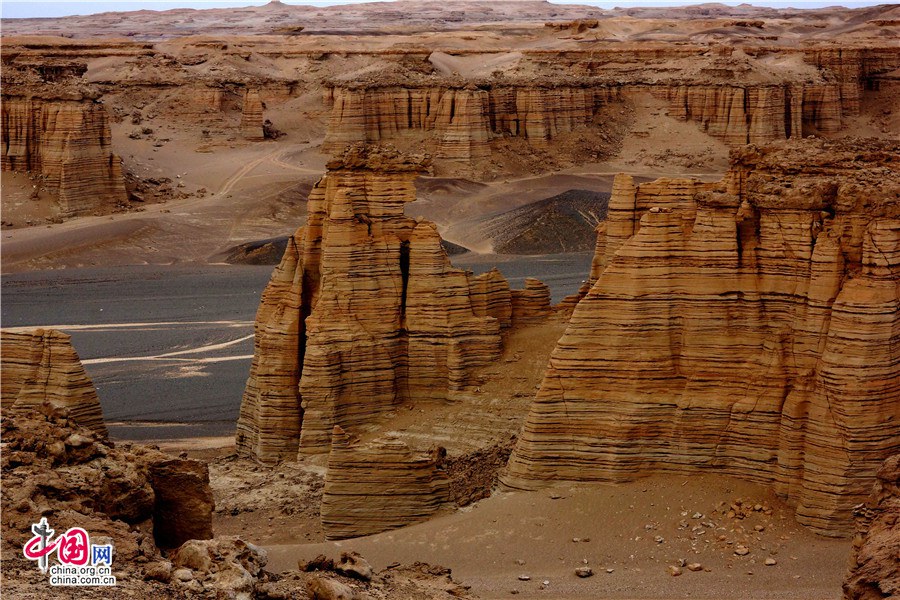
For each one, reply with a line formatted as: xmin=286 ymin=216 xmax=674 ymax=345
xmin=654 ymin=536 xmax=665 ymax=544
xmin=542 ymin=580 xmax=550 ymax=586
xmin=606 ymin=568 xmax=614 ymax=574
xmin=692 ymin=512 xmax=703 ymax=519
xmin=143 ymin=561 xmax=172 ymax=583
xmin=735 ymin=546 xmax=750 ymax=556
xmin=677 ymin=558 xmax=687 ymax=567
xmin=306 ymin=576 xmax=359 ymax=600
xmin=549 ymin=492 xmax=564 ymax=500
xmin=687 ymin=563 xmax=703 ymax=572
xmin=575 ymin=567 xmax=593 ymax=578
xmin=335 ymin=552 xmax=373 ymax=581
xmin=667 ymin=566 xmax=683 ymax=577
xmin=765 ymin=558 xmax=777 ymax=566
xmin=517 ymin=575 xmax=530 ymax=581
xmin=173 ymin=568 xmax=193 ymax=582
xmin=515 ymin=559 xmax=525 ymax=566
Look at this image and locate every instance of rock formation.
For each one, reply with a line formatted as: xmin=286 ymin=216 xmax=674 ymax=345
xmin=236 ymin=145 xmax=536 ymax=462
xmin=1 ymin=329 xmax=107 ymax=436
xmin=511 ymin=278 xmax=552 ymax=325
xmin=321 ymin=43 xmax=900 ymax=160
xmin=321 ymin=426 xmax=449 ymax=539
xmin=843 ymin=454 xmax=900 ymax=600
xmin=1 ymin=63 xmax=127 ymax=217
xmin=1 ymin=403 xmax=214 ymax=579
xmin=240 ymin=88 xmax=265 ymax=141
xmin=503 ymin=138 xmax=900 ymax=536
xmin=149 ymin=459 xmax=216 ymax=549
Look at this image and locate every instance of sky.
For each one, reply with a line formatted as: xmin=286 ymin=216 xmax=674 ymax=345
xmin=0 ymin=0 xmax=889 ymax=19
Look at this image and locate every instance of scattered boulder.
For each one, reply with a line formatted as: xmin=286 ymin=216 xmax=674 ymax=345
xmin=335 ymin=552 xmax=373 ymax=581
xmin=307 ymin=576 xmax=361 ymax=600
xmin=171 ymin=536 xmax=267 ymax=598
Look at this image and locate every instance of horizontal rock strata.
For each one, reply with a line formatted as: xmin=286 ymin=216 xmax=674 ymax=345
xmin=1 ymin=95 xmax=127 ymax=217
xmin=503 ymin=138 xmax=900 ymax=536
xmin=240 ymin=88 xmax=265 ymax=141
xmin=321 ymin=426 xmax=449 ymax=539
xmin=1 ymin=63 xmax=127 ymax=217
xmin=236 ymin=145 xmax=543 ymax=462
xmin=511 ymin=278 xmax=552 ymax=325
xmin=1 ymin=329 xmax=107 ymax=436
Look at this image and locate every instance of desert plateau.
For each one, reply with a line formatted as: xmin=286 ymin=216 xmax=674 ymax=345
xmin=1 ymin=1 xmax=898 ymax=599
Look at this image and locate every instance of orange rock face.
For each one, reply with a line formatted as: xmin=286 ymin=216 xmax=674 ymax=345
xmin=322 ymin=51 xmax=896 ymax=160
xmin=503 ymin=138 xmax=900 ymax=536
xmin=235 ymin=145 xmax=535 ymax=462
xmin=1 ymin=93 xmax=127 ymax=217
xmin=321 ymin=426 xmax=449 ymax=540
xmin=0 ymin=329 xmax=107 ymax=436
xmin=240 ymin=88 xmax=265 ymax=141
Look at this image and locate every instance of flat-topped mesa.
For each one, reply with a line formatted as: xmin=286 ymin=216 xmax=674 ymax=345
xmin=321 ymin=42 xmax=900 ymax=159
xmin=0 ymin=329 xmax=107 ymax=436
xmin=240 ymin=88 xmax=265 ymax=141
xmin=236 ymin=144 xmax=540 ymax=462
xmin=321 ymin=426 xmax=449 ymax=540
xmin=322 ymin=84 xmax=616 ymax=158
xmin=1 ymin=62 xmax=128 ymax=217
xmin=503 ymin=138 xmax=900 ymax=536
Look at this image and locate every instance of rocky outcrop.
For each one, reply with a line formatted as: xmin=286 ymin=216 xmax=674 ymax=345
xmin=236 ymin=145 xmax=528 ymax=462
xmin=149 ymin=459 xmax=215 ymax=550
xmin=322 ymin=73 xmax=881 ymax=160
xmin=503 ymin=138 xmax=900 ymax=536
xmin=240 ymin=88 xmax=265 ymax=141
xmin=1 ymin=93 xmax=127 ymax=217
xmin=1 ymin=404 xmax=215 ymax=580
xmin=843 ymin=454 xmax=900 ymax=600
xmin=323 ymin=85 xmax=616 ymax=158
xmin=1 ymin=329 xmax=107 ymax=436
xmin=320 ymin=426 xmax=449 ymax=540
xmin=170 ymin=537 xmax=267 ymax=597
xmin=511 ymin=278 xmax=552 ymax=325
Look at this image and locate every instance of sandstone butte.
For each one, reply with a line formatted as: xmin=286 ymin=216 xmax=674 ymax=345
xmin=240 ymin=88 xmax=265 ymax=141
xmin=235 ymin=144 xmax=549 ymax=464
xmin=321 ymin=426 xmax=449 ymax=540
xmin=503 ymin=138 xmax=900 ymax=537
xmin=0 ymin=61 xmax=127 ymax=217
xmin=321 ymin=46 xmax=900 ymax=159
xmin=1 ymin=328 xmax=108 ymax=437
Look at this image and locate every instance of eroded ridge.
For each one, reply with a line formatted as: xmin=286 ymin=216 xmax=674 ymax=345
xmin=235 ymin=144 xmax=536 ymax=462
xmin=503 ymin=138 xmax=900 ymax=536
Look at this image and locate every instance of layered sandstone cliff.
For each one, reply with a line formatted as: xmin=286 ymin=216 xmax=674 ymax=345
xmin=240 ymin=88 xmax=265 ymax=141
xmin=1 ymin=329 xmax=107 ymax=436
xmin=322 ymin=44 xmax=900 ymax=159
xmin=503 ymin=138 xmax=900 ymax=536
xmin=236 ymin=145 xmax=530 ymax=462
xmin=321 ymin=426 xmax=449 ymax=540
xmin=1 ymin=65 xmax=127 ymax=217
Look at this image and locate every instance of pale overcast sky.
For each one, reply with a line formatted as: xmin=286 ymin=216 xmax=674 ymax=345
xmin=1 ymin=0 xmax=890 ymax=19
